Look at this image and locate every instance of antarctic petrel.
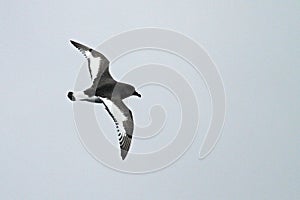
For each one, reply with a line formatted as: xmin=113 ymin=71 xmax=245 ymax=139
xmin=67 ymin=40 xmax=141 ymax=160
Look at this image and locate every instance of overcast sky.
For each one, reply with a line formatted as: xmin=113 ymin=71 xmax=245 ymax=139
xmin=0 ymin=1 xmax=299 ymax=199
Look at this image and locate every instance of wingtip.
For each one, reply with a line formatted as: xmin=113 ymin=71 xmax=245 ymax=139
xmin=70 ymin=40 xmax=78 ymax=47
xmin=121 ymin=150 xmax=128 ymax=160
xmin=69 ymin=40 xmax=91 ymax=53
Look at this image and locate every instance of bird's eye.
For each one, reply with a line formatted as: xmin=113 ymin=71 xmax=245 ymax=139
xmin=89 ymin=49 xmax=92 ymax=52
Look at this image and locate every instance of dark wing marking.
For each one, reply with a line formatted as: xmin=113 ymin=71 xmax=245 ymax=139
xmin=70 ymin=40 xmax=112 ymax=85
xmin=101 ymin=98 xmax=134 ymax=160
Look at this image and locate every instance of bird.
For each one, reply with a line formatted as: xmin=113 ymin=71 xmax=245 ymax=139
xmin=67 ymin=40 xmax=141 ymax=160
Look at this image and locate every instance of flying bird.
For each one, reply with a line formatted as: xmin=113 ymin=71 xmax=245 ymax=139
xmin=67 ymin=40 xmax=141 ymax=160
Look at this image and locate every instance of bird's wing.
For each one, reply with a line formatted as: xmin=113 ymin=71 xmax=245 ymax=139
xmin=70 ymin=40 xmax=112 ymax=86
xmin=101 ymin=98 xmax=134 ymax=160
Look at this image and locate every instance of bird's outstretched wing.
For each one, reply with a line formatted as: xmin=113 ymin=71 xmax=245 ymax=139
xmin=70 ymin=40 xmax=112 ymax=86
xmin=101 ymin=98 xmax=134 ymax=160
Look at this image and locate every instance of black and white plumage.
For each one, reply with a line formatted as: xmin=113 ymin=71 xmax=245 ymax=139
xmin=67 ymin=40 xmax=141 ymax=160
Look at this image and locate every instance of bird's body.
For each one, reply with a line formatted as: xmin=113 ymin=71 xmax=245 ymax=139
xmin=67 ymin=40 xmax=141 ymax=160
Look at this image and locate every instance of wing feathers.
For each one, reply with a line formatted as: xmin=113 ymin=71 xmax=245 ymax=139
xmin=70 ymin=40 xmax=110 ymax=83
xmin=101 ymin=98 xmax=134 ymax=160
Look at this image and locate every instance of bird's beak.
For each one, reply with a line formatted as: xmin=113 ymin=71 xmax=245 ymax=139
xmin=133 ymin=91 xmax=141 ymax=98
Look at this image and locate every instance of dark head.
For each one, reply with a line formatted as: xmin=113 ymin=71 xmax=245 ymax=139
xmin=67 ymin=91 xmax=75 ymax=101
xmin=133 ymin=91 xmax=141 ymax=98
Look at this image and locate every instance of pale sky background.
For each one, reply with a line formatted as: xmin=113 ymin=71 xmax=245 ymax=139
xmin=0 ymin=1 xmax=299 ymax=199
